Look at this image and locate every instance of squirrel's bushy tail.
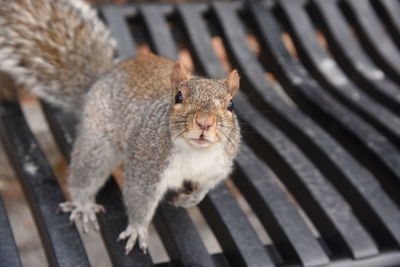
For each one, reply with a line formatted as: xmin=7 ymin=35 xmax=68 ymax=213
xmin=0 ymin=0 xmax=116 ymax=110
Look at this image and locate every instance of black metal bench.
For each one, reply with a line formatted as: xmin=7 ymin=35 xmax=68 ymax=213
xmin=1 ymin=0 xmax=400 ymax=266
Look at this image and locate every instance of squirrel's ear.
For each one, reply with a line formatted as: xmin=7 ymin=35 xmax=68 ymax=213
xmin=224 ymin=70 xmax=240 ymax=97
xmin=171 ymin=62 xmax=191 ymax=89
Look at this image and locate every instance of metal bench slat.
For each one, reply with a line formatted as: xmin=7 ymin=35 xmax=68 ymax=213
xmin=102 ymin=5 xmax=137 ymax=61
xmin=139 ymin=5 xmax=274 ymax=266
xmin=211 ymin=1 xmax=381 ymax=258
xmin=41 ymin=105 xmax=154 ymax=267
xmin=176 ymin=4 xmax=224 ymax=78
xmin=280 ymin=1 xmax=400 ymax=205
xmin=236 ymin=90 xmax=373 ymax=258
xmin=376 ymin=0 xmax=400 ymax=44
xmin=278 ymin=0 xmax=400 ymax=153
xmin=343 ymin=0 xmax=400 ymax=83
xmin=0 ymin=196 xmax=22 ymax=267
xmin=310 ymin=0 xmax=400 ymax=117
xmin=153 ymin=204 xmax=217 ymax=267
xmin=0 ymin=102 xmax=91 ymax=267
xmin=198 ymin=185 xmax=275 ymax=267
xmin=40 ymin=105 xmax=77 ymax=158
xmin=248 ymin=1 xmax=400 ymax=250
xmin=177 ymin=5 xmax=330 ymax=266
xmin=249 ymin=0 xmax=399 ymax=219
xmin=234 ymin=144 xmax=330 ymax=266
xmin=308 ymin=0 xmax=400 ymax=203
xmin=140 ymin=5 xmax=178 ymax=62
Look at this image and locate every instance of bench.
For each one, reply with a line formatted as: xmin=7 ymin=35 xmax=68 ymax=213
xmin=1 ymin=0 xmax=400 ymax=266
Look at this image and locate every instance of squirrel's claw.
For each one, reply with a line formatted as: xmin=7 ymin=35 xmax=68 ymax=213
xmin=118 ymin=225 xmax=148 ymax=254
xmin=58 ymin=201 xmax=105 ymax=233
xmin=58 ymin=202 xmax=76 ymax=212
xmin=170 ymin=192 xmax=201 ymax=208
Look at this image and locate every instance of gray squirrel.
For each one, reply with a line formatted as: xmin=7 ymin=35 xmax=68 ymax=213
xmin=0 ymin=0 xmax=241 ymax=254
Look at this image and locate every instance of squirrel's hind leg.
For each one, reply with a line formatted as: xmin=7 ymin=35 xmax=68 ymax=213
xmin=59 ymin=125 xmax=123 ymax=233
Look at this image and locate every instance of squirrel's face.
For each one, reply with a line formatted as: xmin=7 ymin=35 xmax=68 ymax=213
xmin=169 ymin=63 xmax=240 ymax=150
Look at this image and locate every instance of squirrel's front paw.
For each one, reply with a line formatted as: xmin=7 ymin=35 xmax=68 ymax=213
xmin=118 ymin=225 xmax=148 ymax=254
xmin=170 ymin=192 xmax=201 ymax=208
xmin=58 ymin=201 xmax=105 ymax=233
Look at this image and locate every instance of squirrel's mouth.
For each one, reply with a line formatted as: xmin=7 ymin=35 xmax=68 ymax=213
xmin=187 ymin=134 xmax=214 ymax=148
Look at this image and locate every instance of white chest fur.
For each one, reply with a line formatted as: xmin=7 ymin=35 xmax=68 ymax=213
xmin=161 ymin=139 xmax=231 ymax=190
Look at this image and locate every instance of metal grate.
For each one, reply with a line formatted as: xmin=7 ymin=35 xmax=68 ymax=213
xmin=1 ymin=0 xmax=400 ymax=266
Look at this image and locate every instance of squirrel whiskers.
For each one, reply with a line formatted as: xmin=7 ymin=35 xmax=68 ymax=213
xmin=0 ymin=0 xmax=241 ymax=254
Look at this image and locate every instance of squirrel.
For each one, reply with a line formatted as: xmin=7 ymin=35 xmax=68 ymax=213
xmin=0 ymin=0 xmax=241 ymax=254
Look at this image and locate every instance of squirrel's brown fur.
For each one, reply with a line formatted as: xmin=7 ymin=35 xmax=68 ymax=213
xmin=121 ymin=53 xmax=174 ymax=99
xmin=0 ymin=0 xmax=241 ymax=254
xmin=0 ymin=0 xmax=116 ymax=110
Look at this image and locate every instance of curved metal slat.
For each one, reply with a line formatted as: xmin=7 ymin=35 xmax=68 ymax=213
xmin=234 ymin=144 xmax=331 ymax=267
xmin=309 ymin=0 xmax=400 ymax=117
xmin=278 ymin=0 xmax=400 ymax=202
xmin=342 ymin=0 xmax=400 ymax=82
xmin=101 ymin=5 xmax=137 ymax=60
xmin=198 ymin=185 xmax=275 ymax=267
xmin=153 ymin=203 xmax=217 ymax=267
xmin=211 ymin=1 xmax=382 ymax=259
xmin=140 ymin=5 xmax=178 ymax=61
xmin=376 ymin=0 xmax=400 ymax=44
xmin=0 ymin=101 xmax=91 ymax=267
xmin=248 ymin=0 xmax=400 ymax=250
xmin=278 ymin=0 xmax=400 ymax=149
xmin=141 ymin=4 xmax=274 ymax=266
xmin=177 ymin=4 xmax=330 ymax=266
xmin=0 ymin=195 xmax=22 ymax=267
xmin=238 ymin=89 xmax=375 ymax=259
xmin=177 ymin=4 xmax=225 ymax=78
xmin=40 ymin=105 xmax=77 ymax=158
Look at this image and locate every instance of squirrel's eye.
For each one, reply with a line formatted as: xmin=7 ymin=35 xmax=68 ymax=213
xmin=175 ymin=91 xmax=183 ymax=104
xmin=227 ymin=100 xmax=234 ymax=111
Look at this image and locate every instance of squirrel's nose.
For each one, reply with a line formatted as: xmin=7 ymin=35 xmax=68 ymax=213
xmin=195 ymin=114 xmax=215 ymax=131
xmin=197 ymin=121 xmax=212 ymax=131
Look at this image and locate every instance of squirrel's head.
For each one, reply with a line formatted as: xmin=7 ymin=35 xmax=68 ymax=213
xmin=169 ymin=62 xmax=240 ymax=150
